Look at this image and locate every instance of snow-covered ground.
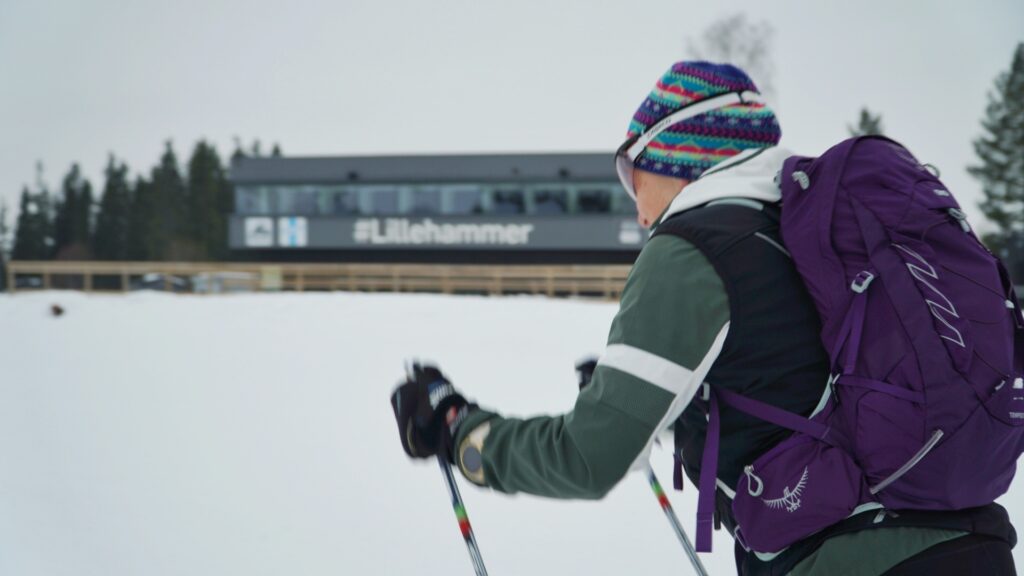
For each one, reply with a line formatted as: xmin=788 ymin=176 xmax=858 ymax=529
xmin=1 ymin=291 xmax=1020 ymax=575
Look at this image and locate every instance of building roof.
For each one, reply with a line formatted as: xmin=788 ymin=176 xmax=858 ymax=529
xmin=228 ymin=152 xmax=618 ymax=185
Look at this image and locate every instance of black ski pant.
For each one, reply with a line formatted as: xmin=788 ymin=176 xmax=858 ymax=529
xmin=882 ymin=533 xmax=1016 ymax=575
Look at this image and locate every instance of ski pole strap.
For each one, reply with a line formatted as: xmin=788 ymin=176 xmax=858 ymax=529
xmin=696 ymin=391 xmax=720 ymax=552
xmin=715 ymin=388 xmax=830 ymax=441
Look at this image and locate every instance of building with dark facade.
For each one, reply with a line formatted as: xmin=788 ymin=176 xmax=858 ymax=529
xmin=228 ymin=153 xmax=644 ymax=264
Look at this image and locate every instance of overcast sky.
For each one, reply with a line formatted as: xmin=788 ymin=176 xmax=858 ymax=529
xmin=1 ymin=0 xmax=1021 ymax=231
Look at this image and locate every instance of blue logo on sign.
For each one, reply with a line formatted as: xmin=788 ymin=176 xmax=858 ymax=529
xmin=286 ymin=217 xmax=299 ymax=247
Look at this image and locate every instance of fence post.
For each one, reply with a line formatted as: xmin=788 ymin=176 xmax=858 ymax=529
xmin=491 ymin=269 xmax=502 ymax=296
xmin=43 ymin=266 xmax=51 ymax=290
xmin=84 ymin=271 xmax=93 ymax=292
xmin=6 ymin=264 xmax=14 ymax=294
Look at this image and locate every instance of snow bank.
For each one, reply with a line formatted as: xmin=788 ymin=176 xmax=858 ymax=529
xmin=1 ymin=291 xmax=1020 ymax=575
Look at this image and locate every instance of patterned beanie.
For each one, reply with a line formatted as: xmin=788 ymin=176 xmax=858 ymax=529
xmin=627 ymin=61 xmax=782 ymax=180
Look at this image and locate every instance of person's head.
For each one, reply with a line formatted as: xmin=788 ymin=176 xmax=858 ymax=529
xmin=615 ymin=61 xmax=782 ymax=227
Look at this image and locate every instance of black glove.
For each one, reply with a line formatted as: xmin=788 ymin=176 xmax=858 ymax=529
xmin=575 ymin=356 xmax=599 ymax=390
xmin=390 ymin=363 xmax=475 ymax=462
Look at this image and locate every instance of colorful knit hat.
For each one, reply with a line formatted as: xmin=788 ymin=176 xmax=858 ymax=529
xmin=626 ymin=61 xmax=781 ymax=180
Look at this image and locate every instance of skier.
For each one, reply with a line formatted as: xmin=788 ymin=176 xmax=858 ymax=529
xmin=390 ymin=62 xmax=1018 ymax=575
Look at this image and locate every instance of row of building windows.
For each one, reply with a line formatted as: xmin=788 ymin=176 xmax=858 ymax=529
xmin=235 ymin=183 xmax=636 ymax=217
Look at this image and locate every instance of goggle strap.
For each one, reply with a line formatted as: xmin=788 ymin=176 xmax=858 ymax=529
xmin=625 ymin=91 xmax=764 ymax=160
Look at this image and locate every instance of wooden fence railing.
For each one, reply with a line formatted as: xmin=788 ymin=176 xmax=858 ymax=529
xmin=7 ymin=261 xmax=632 ymax=299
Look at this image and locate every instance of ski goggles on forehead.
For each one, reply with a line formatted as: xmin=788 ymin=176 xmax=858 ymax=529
xmin=614 ymin=90 xmax=764 ymax=201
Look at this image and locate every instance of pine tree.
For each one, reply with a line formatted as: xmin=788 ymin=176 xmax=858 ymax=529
xmin=185 ymin=141 xmax=231 ymax=260
xmin=231 ymin=136 xmax=247 ymax=163
xmin=126 ymin=175 xmax=154 ymax=261
xmin=148 ymin=141 xmax=189 ymax=259
xmin=53 ymin=163 xmax=94 ymax=259
xmin=0 ymin=199 xmax=10 ymax=260
xmin=848 ymin=108 xmax=885 ymax=137
xmin=271 ymin=143 xmax=282 ymax=157
xmin=93 ymin=155 xmax=133 ymax=260
xmin=0 ymin=199 xmax=9 ymax=290
xmin=12 ymin=186 xmax=54 ymax=260
xmin=12 ymin=188 xmax=36 ymax=259
xmin=969 ymin=43 xmax=1024 ymax=279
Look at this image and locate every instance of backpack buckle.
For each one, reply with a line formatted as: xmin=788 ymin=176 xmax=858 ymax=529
xmin=701 ymin=382 xmax=711 ymax=402
xmin=851 ymin=271 xmax=875 ymax=294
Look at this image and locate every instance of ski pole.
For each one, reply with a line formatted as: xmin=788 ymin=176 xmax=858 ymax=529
xmin=647 ymin=466 xmax=709 ymax=576
xmin=438 ymin=456 xmax=489 ymax=576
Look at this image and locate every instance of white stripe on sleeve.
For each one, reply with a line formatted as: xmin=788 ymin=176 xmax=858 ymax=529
xmin=604 ymin=322 xmax=730 ymax=471
xmin=598 ymin=344 xmax=696 ymax=396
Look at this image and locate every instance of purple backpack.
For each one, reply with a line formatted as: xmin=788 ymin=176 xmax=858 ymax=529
xmin=694 ymin=136 xmax=1024 ymax=555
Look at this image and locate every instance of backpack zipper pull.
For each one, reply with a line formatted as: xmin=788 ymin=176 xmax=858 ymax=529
xmin=744 ymin=465 xmax=764 ymax=497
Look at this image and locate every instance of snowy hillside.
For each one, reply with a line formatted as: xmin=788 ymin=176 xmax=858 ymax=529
xmin=1 ymin=291 xmax=1020 ymax=575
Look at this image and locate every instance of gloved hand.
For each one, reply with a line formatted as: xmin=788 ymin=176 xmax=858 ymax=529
xmin=390 ymin=363 xmax=475 ymax=462
xmin=575 ymin=356 xmax=599 ymax=390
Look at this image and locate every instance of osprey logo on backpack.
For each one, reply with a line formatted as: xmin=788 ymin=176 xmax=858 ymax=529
xmin=892 ymin=243 xmax=966 ymax=348
xmin=762 ymin=467 xmax=808 ymax=513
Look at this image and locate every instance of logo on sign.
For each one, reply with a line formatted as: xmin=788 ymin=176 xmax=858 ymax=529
xmin=277 ymin=217 xmax=308 ymax=247
xmin=244 ymin=218 xmax=274 ymax=247
xmin=352 ymin=218 xmax=534 ymax=246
